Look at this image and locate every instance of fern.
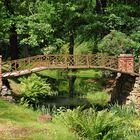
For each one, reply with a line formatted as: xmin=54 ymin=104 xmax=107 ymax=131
xmin=56 ymin=107 xmax=124 ymax=140
xmin=19 ymin=74 xmax=57 ymax=103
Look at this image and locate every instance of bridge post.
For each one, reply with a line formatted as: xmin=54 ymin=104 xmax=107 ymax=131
xmin=0 ymin=55 xmax=2 ymax=90
xmin=118 ymin=54 xmax=133 ymax=73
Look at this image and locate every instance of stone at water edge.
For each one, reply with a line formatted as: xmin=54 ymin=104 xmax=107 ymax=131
xmin=37 ymin=115 xmax=53 ymax=123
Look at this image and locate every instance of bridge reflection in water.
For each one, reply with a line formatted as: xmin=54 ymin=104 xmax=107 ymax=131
xmin=1 ymin=54 xmax=139 ymax=77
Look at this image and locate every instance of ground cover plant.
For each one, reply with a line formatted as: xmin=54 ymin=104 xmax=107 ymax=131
xmin=55 ymin=105 xmax=140 ymax=140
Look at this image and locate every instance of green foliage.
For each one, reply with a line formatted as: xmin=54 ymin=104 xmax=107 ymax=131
xmin=56 ymin=107 xmax=123 ymax=140
xmin=110 ymin=104 xmax=140 ymax=140
xmin=19 ymin=74 xmax=57 ymax=103
xmin=68 ymin=70 xmax=102 ymax=78
xmin=55 ymin=106 xmax=140 ymax=140
xmin=106 ymin=14 xmax=125 ymax=30
xmin=1 ymin=0 xmax=140 ymax=58
xmin=75 ymin=41 xmax=94 ymax=54
xmin=18 ymin=1 xmax=55 ymax=47
xmin=98 ymin=30 xmax=138 ymax=55
xmin=130 ymin=26 xmax=140 ymax=43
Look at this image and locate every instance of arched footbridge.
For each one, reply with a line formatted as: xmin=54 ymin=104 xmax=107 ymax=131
xmin=0 ymin=54 xmax=139 ymax=79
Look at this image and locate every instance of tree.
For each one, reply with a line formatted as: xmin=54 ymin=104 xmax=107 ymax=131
xmin=96 ymin=0 xmax=107 ymax=14
xmin=98 ymin=30 xmax=139 ymax=55
xmin=0 ymin=0 xmax=54 ymax=59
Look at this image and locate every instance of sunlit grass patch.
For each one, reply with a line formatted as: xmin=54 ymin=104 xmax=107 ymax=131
xmin=38 ymin=70 xmax=63 ymax=79
xmin=85 ymin=91 xmax=110 ymax=106
xmin=68 ymin=70 xmax=102 ymax=78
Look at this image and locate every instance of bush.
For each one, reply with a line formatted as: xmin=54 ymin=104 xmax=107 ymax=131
xmin=19 ymin=74 xmax=57 ymax=103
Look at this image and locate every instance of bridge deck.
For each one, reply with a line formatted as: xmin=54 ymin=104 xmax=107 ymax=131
xmin=2 ymin=54 xmax=139 ymax=77
xmin=2 ymin=66 xmax=139 ymax=77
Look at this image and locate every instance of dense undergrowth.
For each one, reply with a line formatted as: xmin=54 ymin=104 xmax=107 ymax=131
xmin=55 ymin=105 xmax=140 ymax=140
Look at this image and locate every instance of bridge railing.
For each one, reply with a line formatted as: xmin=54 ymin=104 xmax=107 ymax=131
xmin=2 ymin=54 xmax=118 ymax=72
xmin=1 ymin=54 xmax=139 ymax=77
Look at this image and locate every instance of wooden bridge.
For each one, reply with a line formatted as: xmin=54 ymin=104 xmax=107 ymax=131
xmin=0 ymin=54 xmax=139 ymax=79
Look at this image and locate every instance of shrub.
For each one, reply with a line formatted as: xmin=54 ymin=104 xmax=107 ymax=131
xmin=19 ymin=74 xmax=57 ymax=103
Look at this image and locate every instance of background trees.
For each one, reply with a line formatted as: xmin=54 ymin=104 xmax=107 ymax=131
xmin=0 ymin=0 xmax=139 ymax=59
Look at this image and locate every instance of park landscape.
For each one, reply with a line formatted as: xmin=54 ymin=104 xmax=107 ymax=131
xmin=0 ymin=0 xmax=140 ymax=140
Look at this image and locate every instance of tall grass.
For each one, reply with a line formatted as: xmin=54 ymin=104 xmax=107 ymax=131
xmin=110 ymin=103 xmax=137 ymax=119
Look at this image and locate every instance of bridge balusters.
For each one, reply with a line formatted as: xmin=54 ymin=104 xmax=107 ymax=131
xmin=86 ymin=55 xmax=89 ymax=68
xmin=64 ymin=55 xmax=67 ymax=67
xmin=101 ymin=54 xmax=106 ymax=67
xmin=74 ymin=55 xmax=77 ymax=67
xmin=89 ymin=55 xmax=95 ymax=67
xmin=27 ymin=57 xmax=31 ymax=72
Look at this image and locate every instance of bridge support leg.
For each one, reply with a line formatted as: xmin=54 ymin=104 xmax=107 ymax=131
xmin=126 ymin=56 xmax=140 ymax=108
xmin=0 ymin=55 xmax=2 ymax=90
xmin=118 ymin=54 xmax=133 ymax=73
xmin=111 ymin=74 xmax=135 ymax=105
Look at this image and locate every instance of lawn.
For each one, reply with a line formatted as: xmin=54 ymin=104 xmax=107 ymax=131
xmin=0 ymin=99 xmax=77 ymax=140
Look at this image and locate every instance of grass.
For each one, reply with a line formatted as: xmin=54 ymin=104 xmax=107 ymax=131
xmin=0 ymin=99 xmax=77 ymax=140
xmin=68 ymin=70 xmax=102 ymax=78
xmin=85 ymin=91 xmax=110 ymax=106
xmin=38 ymin=70 xmax=64 ymax=79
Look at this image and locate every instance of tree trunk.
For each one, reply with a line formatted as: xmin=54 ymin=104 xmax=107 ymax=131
xmin=96 ymin=0 xmax=107 ymax=14
xmin=4 ymin=0 xmax=19 ymax=60
xmin=10 ymin=24 xmax=18 ymax=60
xmin=68 ymin=29 xmax=76 ymax=98
xmin=68 ymin=76 xmax=76 ymax=98
xmin=69 ymin=30 xmax=74 ymax=54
